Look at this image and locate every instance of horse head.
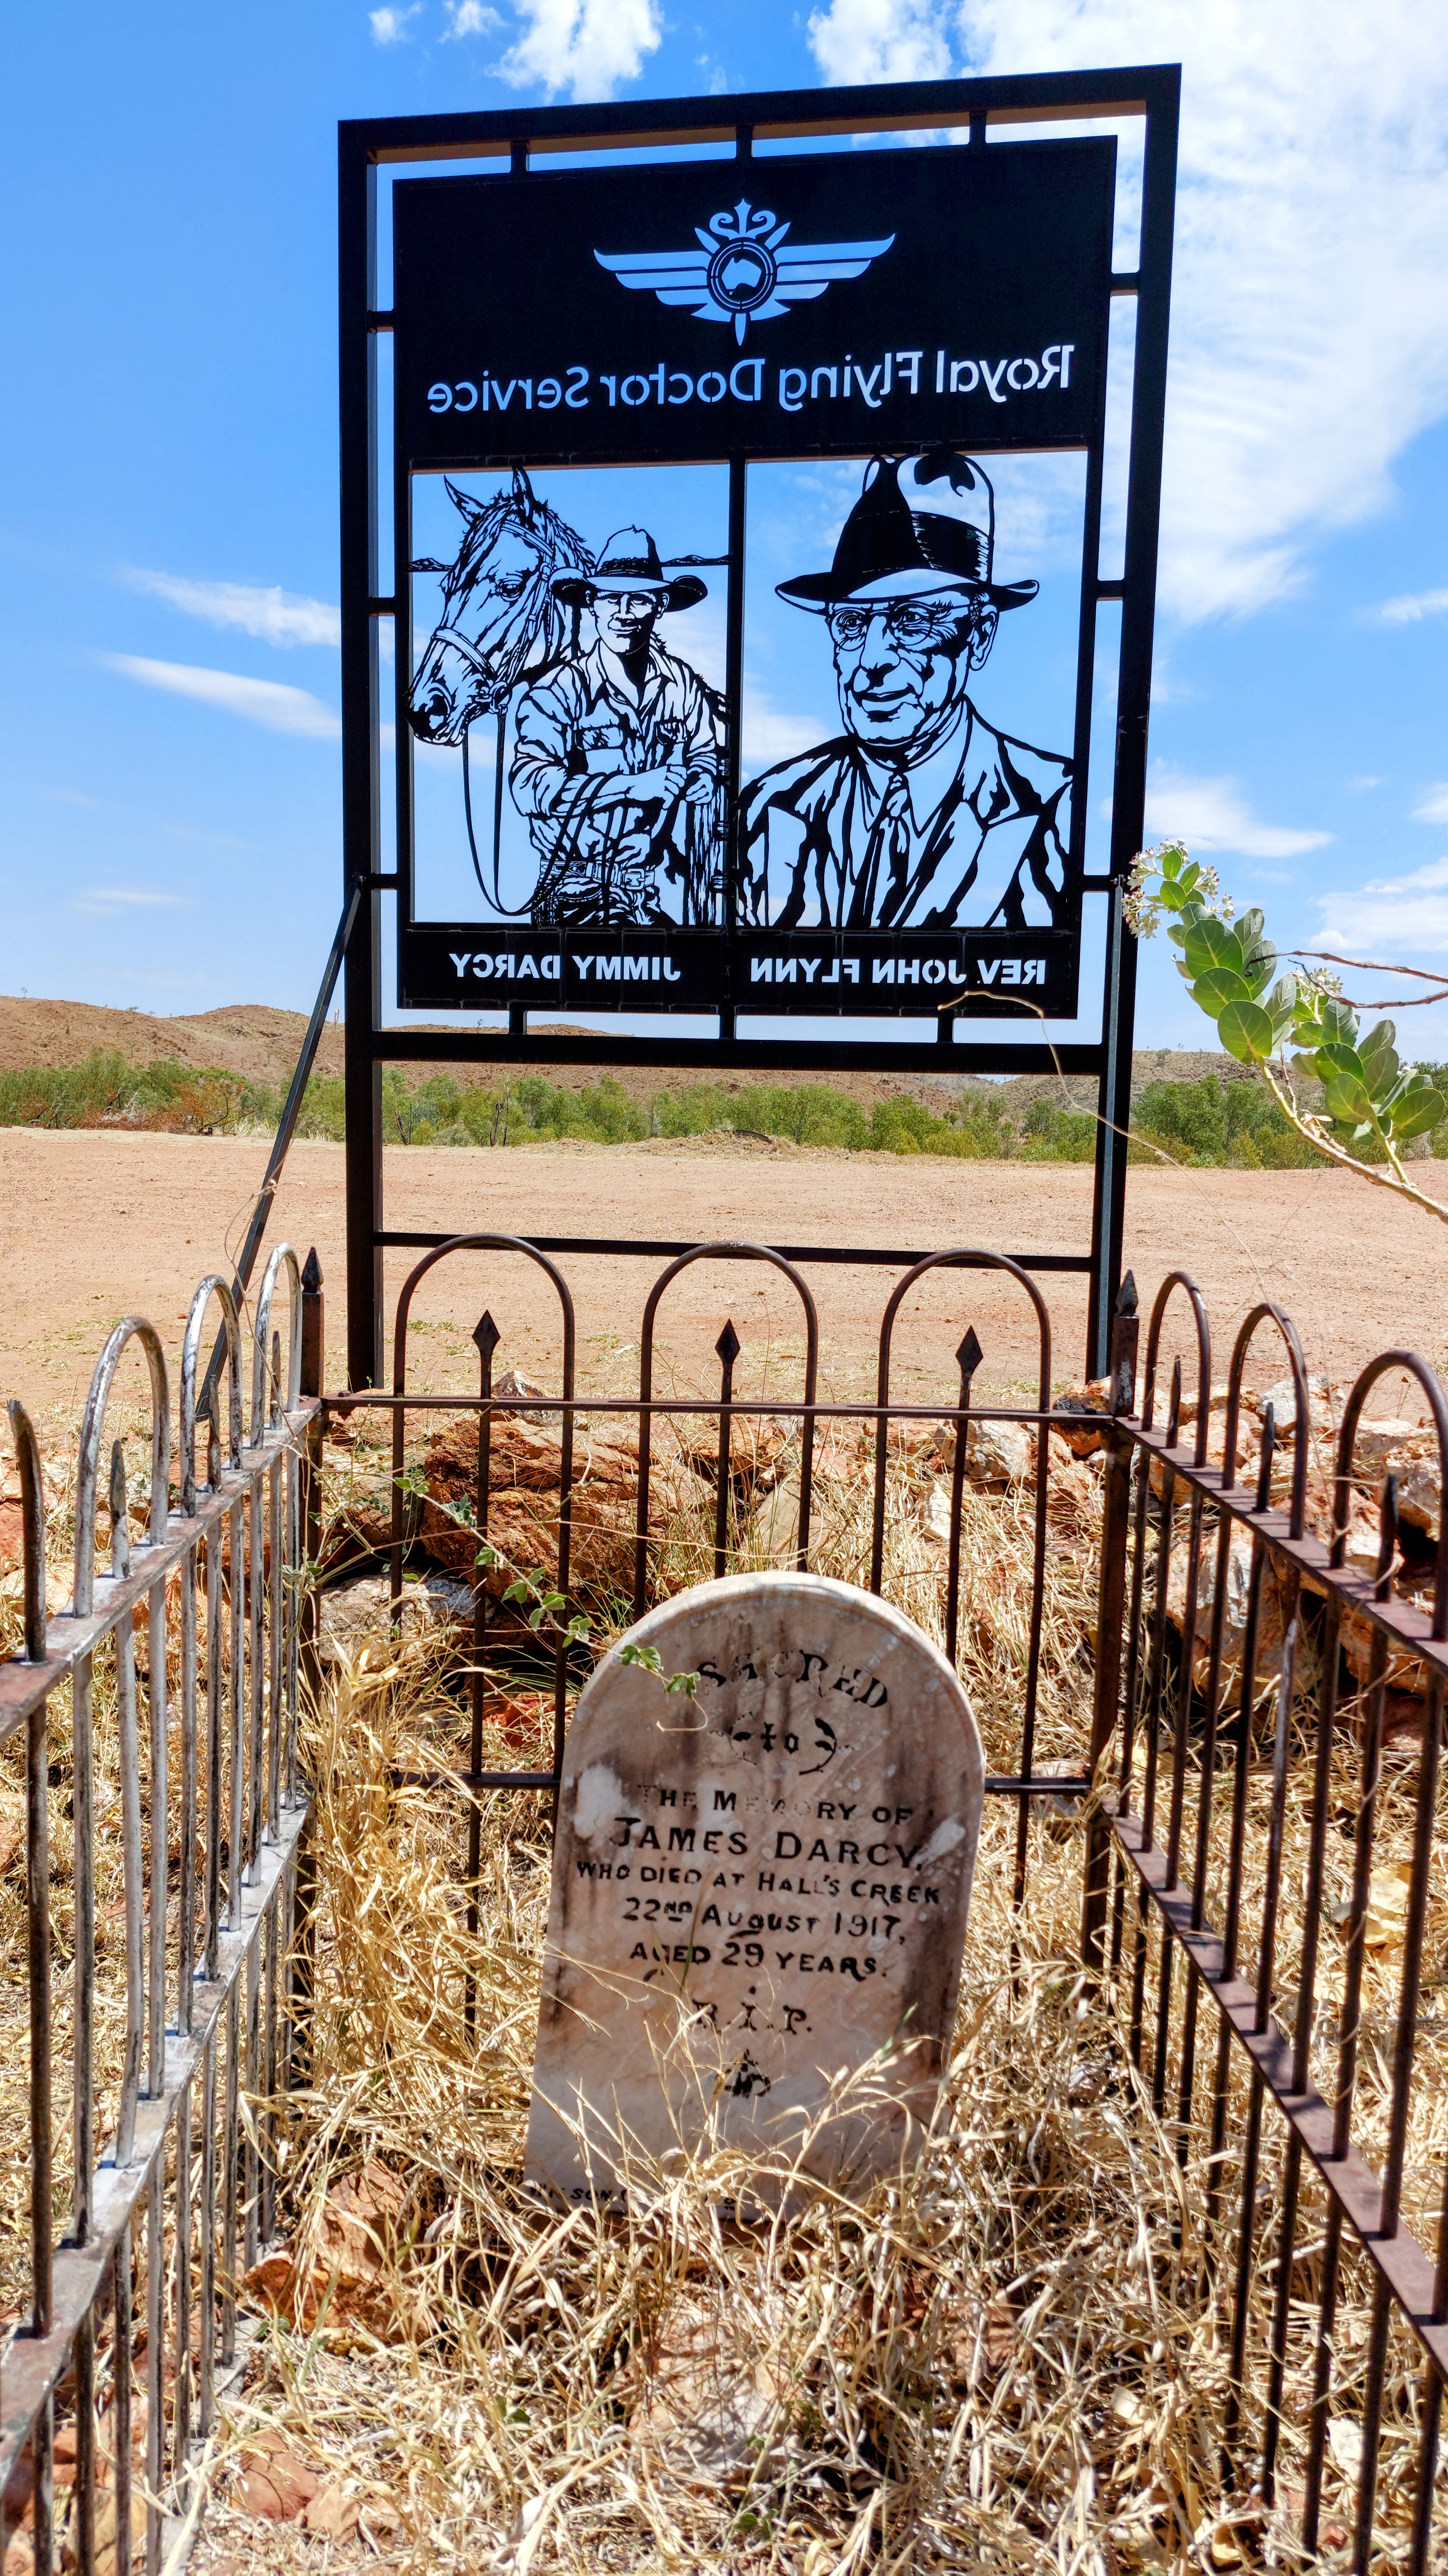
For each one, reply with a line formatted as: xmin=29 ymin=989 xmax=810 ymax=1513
xmin=408 ymin=468 xmax=593 ymax=745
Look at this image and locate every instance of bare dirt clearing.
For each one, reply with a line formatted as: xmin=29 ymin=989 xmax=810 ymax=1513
xmin=2 ymin=1126 xmax=1444 ymax=1425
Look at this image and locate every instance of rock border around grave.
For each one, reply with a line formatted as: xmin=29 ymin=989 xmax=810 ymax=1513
xmin=525 ymin=1571 xmax=985 ymax=2207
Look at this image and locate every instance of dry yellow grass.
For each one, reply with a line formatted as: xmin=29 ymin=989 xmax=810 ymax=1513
xmin=188 ymin=1438 xmax=1446 ymax=2575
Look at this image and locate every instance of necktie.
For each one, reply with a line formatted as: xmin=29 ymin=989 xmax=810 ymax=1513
xmin=867 ymin=769 xmax=912 ymax=927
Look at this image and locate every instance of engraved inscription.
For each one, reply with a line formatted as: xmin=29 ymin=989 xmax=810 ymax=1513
xmin=525 ymin=1573 xmax=984 ymax=2206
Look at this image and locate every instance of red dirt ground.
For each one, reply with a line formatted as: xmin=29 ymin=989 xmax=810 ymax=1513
xmin=2 ymin=1128 xmax=1444 ymax=1437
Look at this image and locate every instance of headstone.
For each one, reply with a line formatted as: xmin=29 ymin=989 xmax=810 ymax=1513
xmin=526 ymin=1572 xmax=984 ymax=2205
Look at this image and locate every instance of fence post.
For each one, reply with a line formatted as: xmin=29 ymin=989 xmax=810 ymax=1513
xmin=1081 ymin=1274 xmax=1140 ymax=1974
xmin=299 ymin=1248 xmax=324 ymax=1692
xmin=292 ymin=1250 xmax=324 ymax=2082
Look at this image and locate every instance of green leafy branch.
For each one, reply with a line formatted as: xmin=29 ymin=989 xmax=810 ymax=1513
xmin=1125 ymin=840 xmax=1448 ymax=1221
xmin=393 ymin=1463 xmax=590 ymax=1645
xmin=618 ymin=1642 xmax=699 ymax=1698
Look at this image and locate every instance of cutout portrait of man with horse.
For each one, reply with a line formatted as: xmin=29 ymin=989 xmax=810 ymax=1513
xmin=408 ymin=467 xmax=726 ymax=931
xmin=406 ymin=454 xmax=1069 ymax=953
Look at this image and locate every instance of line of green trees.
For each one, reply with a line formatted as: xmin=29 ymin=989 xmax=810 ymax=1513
xmin=6 ymin=1046 xmax=1438 ymax=1167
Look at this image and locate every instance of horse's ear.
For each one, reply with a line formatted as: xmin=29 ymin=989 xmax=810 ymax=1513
xmin=411 ymin=557 xmax=447 ymax=574
xmin=511 ymin=464 xmax=537 ymax=523
xmin=444 ymin=475 xmax=485 ymax=524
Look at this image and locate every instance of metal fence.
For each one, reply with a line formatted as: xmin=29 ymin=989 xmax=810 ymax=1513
xmin=1 ymin=1244 xmax=321 ymax=2576
xmin=335 ymin=1232 xmax=1448 ymax=2570
xmin=1096 ymin=1273 xmax=1448 ymax=2572
xmin=8 ymin=1227 xmax=1448 ymax=2572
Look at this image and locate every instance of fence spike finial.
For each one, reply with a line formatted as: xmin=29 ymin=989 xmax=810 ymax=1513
xmin=957 ymin=1326 xmax=983 ymax=1379
xmin=716 ymin=1320 xmax=741 ymax=1368
xmin=473 ymin=1311 xmax=501 ymax=1363
xmin=1117 ymin=1270 xmax=1138 ymax=1317
xmin=301 ymin=1245 xmax=325 ymax=1398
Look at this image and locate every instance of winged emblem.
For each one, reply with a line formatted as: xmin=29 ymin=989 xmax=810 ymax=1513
xmin=594 ymin=199 xmax=896 ymax=345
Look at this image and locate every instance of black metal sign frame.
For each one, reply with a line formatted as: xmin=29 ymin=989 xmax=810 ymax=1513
xmin=340 ymin=69 xmax=1179 ymax=1387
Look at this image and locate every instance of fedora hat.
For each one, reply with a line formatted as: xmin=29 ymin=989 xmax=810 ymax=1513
xmin=553 ymin=526 xmax=706 ymax=614
xmin=777 ymin=452 xmax=1038 ymax=613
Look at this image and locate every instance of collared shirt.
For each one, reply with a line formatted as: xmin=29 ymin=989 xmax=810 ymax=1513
xmin=511 ymin=639 xmax=722 ymax=925
xmin=740 ymin=699 xmax=1071 ymax=932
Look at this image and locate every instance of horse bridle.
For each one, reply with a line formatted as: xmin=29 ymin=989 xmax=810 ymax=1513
xmin=429 ymin=602 xmax=576 ymax=915
xmin=418 ymin=607 xmax=556 ymax=710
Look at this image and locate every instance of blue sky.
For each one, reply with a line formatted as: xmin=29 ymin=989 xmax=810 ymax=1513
xmin=3 ymin=0 xmax=1448 ymax=1055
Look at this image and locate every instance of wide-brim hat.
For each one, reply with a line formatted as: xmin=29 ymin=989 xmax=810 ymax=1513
xmin=777 ymin=454 xmax=1038 ymax=613
xmin=553 ymin=525 xmax=706 ymax=613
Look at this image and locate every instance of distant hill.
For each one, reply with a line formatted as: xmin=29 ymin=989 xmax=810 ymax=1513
xmin=0 ymin=996 xmax=348 ymax=1085
xmin=0 ymin=993 xmax=1253 ymax=1116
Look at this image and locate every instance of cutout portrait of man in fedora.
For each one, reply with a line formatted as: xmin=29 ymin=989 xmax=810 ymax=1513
xmin=510 ymin=526 xmax=724 ymax=930
xmin=741 ymin=453 xmax=1071 ymax=934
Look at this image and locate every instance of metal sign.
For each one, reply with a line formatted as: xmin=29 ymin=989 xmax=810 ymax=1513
xmin=340 ymin=73 xmax=1179 ymax=1385
xmin=392 ymin=140 xmax=1114 ymax=1020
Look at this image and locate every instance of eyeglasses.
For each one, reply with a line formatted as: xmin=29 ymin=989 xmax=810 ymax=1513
xmin=827 ymin=603 xmax=970 ymax=649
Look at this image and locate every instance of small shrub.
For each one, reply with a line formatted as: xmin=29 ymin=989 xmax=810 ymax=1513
xmin=1133 ymin=1073 xmax=1319 ymax=1169
xmin=1021 ymin=1099 xmax=1097 ymax=1161
xmin=0 ymin=1050 xmax=276 ymax=1134
xmin=0 ymin=1049 xmax=1347 ymax=1172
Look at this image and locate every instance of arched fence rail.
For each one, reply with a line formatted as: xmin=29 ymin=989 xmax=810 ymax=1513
xmin=1 ymin=1247 xmax=324 ymax=2576
xmin=7 ymin=1234 xmax=1448 ymax=2572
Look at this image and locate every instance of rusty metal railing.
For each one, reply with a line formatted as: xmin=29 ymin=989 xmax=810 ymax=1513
xmin=1097 ymin=1274 xmax=1448 ymax=2572
xmin=0 ymin=1245 xmax=323 ymax=2576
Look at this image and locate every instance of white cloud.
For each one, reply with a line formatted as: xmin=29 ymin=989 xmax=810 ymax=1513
xmin=808 ymin=0 xmax=951 ymax=84
xmin=1379 ymin=585 xmax=1448 ymax=626
xmin=125 ymin=568 xmax=340 ymax=649
xmin=370 ymin=2 xmax=422 ymax=35
xmin=981 ymin=451 xmax=1088 ymax=574
xmin=742 ymin=695 xmax=828 ymax=773
xmin=101 ymin=655 xmax=341 ymax=740
xmin=1412 ymin=783 xmax=1448 ymax=823
xmin=799 ymin=0 xmax=1448 ymax=620
xmin=70 ymin=888 xmax=190 ymax=915
xmin=1318 ymin=855 xmax=1448 ymax=956
xmin=1347 ymin=775 xmax=1382 ymax=793
xmin=493 ymin=0 xmax=660 ymax=97
xmin=443 ymin=0 xmax=501 ymax=31
xmin=1142 ymin=764 xmax=1331 ymax=859
xmin=1362 ymin=857 xmax=1448 ymax=892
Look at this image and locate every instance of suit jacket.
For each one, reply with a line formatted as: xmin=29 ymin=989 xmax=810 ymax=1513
xmin=741 ymin=700 xmax=1071 ymax=933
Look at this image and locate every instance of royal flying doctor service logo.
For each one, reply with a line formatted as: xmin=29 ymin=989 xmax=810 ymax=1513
xmin=594 ymin=199 xmax=895 ymax=346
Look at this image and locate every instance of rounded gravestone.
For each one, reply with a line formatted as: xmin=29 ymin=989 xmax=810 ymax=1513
xmin=525 ymin=1572 xmax=984 ymax=2205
